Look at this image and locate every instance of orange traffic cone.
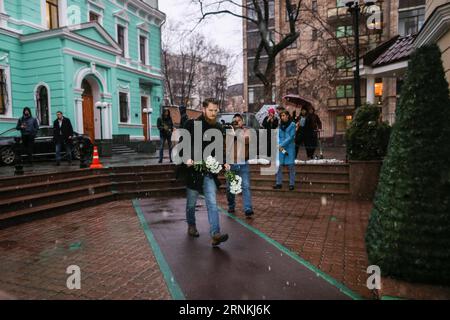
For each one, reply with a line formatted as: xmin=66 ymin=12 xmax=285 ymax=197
xmin=90 ymin=146 xmax=103 ymax=169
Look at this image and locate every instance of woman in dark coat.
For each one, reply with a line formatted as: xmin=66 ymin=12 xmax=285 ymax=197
xmin=304 ymin=106 xmax=322 ymax=159
xmin=294 ymin=107 xmax=308 ymax=159
xmin=262 ymin=108 xmax=279 ymax=158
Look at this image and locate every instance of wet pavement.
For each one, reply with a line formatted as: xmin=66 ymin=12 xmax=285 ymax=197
xmin=0 ymin=201 xmax=171 ymax=300
xmin=137 ymin=197 xmax=354 ymax=300
xmin=1 ymin=193 xmax=449 ymax=300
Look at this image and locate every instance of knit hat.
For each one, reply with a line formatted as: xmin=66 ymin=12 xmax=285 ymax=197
xmin=268 ymin=108 xmax=275 ymax=115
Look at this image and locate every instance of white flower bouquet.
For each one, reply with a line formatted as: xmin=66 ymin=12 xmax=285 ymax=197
xmin=192 ymin=156 xmax=242 ymax=194
xmin=205 ymin=156 xmax=222 ymax=174
xmin=225 ymin=171 xmax=242 ymax=195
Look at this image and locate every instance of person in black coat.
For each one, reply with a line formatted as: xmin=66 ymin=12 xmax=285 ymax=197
xmin=16 ymin=107 xmax=39 ymax=164
xmin=157 ymin=109 xmax=174 ymax=163
xmin=294 ymin=107 xmax=308 ymax=158
xmin=53 ymin=111 xmax=74 ymax=166
xmin=177 ymin=98 xmax=230 ymax=247
xmin=304 ymin=106 xmax=322 ymax=159
xmin=262 ymin=108 xmax=279 ymax=158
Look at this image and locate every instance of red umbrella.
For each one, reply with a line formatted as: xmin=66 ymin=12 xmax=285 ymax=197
xmin=283 ymin=94 xmax=312 ymax=108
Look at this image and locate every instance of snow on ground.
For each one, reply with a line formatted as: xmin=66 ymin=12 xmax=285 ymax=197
xmin=247 ymin=159 xmax=345 ymax=165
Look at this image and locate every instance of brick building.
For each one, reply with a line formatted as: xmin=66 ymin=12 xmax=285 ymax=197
xmin=243 ymin=0 xmax=426 ymax=142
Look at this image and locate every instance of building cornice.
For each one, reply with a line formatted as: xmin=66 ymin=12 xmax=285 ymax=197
xmin=415 ymin=3 xmax=450 ymax=47
xmin=21 ymin=23 xmax=123 ymax=56
xmin=126 ymin=0 xmax=166 ymax=26
xmin=117 ymin=63 xmax=164 ymax=81
xmin=0 ymin=27 xmax=20 ymax=38
xmin=87 ymin=0 xmax=105 ymax=10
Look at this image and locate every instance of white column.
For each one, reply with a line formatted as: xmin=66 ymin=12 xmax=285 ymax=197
xmin=0 ymin=0 xmax=7 ymax=28
xmin=75 ymin=98 xmax=84 ymax=133
xmin=366 ymin=76 xmax=375 ymax=104
xmin=59 ymin=0 xmax=68 ymax=27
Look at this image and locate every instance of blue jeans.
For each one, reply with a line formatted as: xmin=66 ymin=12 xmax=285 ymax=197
xmin=159 ymin=134 xmax=172 ymax=162
xmin=276 ymin=164 xmax=296 ymax=186
xmin=226 ymin=163 xmax=253 ymax=213
xmin=186 ymin=175 xmax=220 ymax=236
xmin=55 ymin=142 xmax=72 ymax=162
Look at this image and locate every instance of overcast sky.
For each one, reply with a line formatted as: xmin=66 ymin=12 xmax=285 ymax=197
xmin=159 ymin=0 xmax=244 ymax=85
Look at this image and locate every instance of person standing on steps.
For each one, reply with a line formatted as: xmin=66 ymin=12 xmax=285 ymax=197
xmin=273 ymin=110 xmax=296 ymax=191
xmin=16 ymin=107 xmax=39 ymax=165
xmin=262 ymin=108 xmax=279 ymax=158
xmin=157 ymin=108 xmax=174 ymax=163
xmin=53 ymin=111 xmax=74 ymax=166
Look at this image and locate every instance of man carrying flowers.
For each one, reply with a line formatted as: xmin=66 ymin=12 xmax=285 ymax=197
xmin=225 ymin=113 xmax=254 ymax=218
xmin=180 ymin=98 xmax=232 ymax=247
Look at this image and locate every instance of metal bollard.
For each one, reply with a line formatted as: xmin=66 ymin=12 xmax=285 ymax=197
xmin=79 ymin=141 xmax=89 ymax=169
xmin=13 ymin=137 xmax=24 ymax=175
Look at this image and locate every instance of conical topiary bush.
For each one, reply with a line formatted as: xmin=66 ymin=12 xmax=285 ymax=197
xmin=365 ymin=44 xmax=450 ymax=284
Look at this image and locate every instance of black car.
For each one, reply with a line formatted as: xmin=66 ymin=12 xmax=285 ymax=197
xmin=217 ymin=112 xmax=261 ymax=130
xmin=0 ymin=126 xmax=93 ymax=165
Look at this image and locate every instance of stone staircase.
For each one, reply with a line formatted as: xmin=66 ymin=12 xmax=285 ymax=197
xmin=0 ymin=164 xmax=183 ymax=228
xmin=219 ymin=163 xmax=350 ymax=200
xmin=111 ymin=144 xmax=138 ymax=155
xmin=0 ymin=163 xmax=350 ymax=228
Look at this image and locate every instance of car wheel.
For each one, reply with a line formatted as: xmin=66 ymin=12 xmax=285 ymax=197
xmin=1 ymin=147 xmax=16 ymax=165
xmin=72 ymin=144 xmax=81 ymax=160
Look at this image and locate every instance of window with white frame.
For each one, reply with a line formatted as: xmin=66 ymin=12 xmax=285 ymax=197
xmin=117 ymin=24 xmax=128 ymax=58
xmin=42 ymin=0 xmax=67 ymax=29
xmin=119 ymin=91 xmax=129 ymax=123
xmin=89 ymin=11 xmax=101 ymax=23
xmin=36 ymin=85 xmax=50 ymax=125
xmin=46 ymin=0 xmax=60 ymax=29
xmin=398 ymin=7 xmax=425 ymax=36
xmin=139 ymin=35 xmax=148 ymax=65
xmin=0 ymin=68 xmax=8 ymax=115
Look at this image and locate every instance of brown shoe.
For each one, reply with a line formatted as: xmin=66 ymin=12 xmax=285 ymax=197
xmin=188 ymin=225 xmax=199 ymax=237
xmin=211 ymin=233 xmax=229 ymax=247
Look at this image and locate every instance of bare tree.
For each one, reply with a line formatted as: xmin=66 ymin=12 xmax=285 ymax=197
xmin=194 ymin=0 xmax=302 ymax=103
xmin=162 ymin=22 xmax=208 ymax=107
xmin=197 ymin=43 xmax=238 ymax=111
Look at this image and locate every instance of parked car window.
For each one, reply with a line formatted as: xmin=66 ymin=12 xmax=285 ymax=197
xmin=0 ymin=128 xmax=20 ymax=137
xmin=36 ymin=127 xmax=47 ymax=137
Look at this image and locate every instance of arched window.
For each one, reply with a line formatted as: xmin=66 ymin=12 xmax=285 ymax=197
xmin=36 ymin=86 xmax=49 ymax=125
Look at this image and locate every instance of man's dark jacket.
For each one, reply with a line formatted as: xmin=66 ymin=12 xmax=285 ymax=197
xmin=157 ymin=116 xmax=173 ymax=138
xmin=176 ymin=114 xmax=225 ymax=192
xmin=53 ymin=117 xmax=74 ymax=144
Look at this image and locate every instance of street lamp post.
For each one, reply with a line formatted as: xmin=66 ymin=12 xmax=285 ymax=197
xmin=344 ymin=0 xmax=375 ymax=110
xmin=95 ymin=102 xmax=104 ymax=140
xmin=95 ymin=102 xmax=108 ymax=140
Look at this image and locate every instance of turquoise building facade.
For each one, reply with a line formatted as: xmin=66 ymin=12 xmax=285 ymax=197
xmin=0 ymin=0 xmax=165 ymax=142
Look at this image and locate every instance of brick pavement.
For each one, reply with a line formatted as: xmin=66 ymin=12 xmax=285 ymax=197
xmin=1 ymin=192 xmax=449 ymax=300
xmin=216 ymin=194 xmax=450 ymax=300
xmin=0 ymin=201 xmax=171 ymax=300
